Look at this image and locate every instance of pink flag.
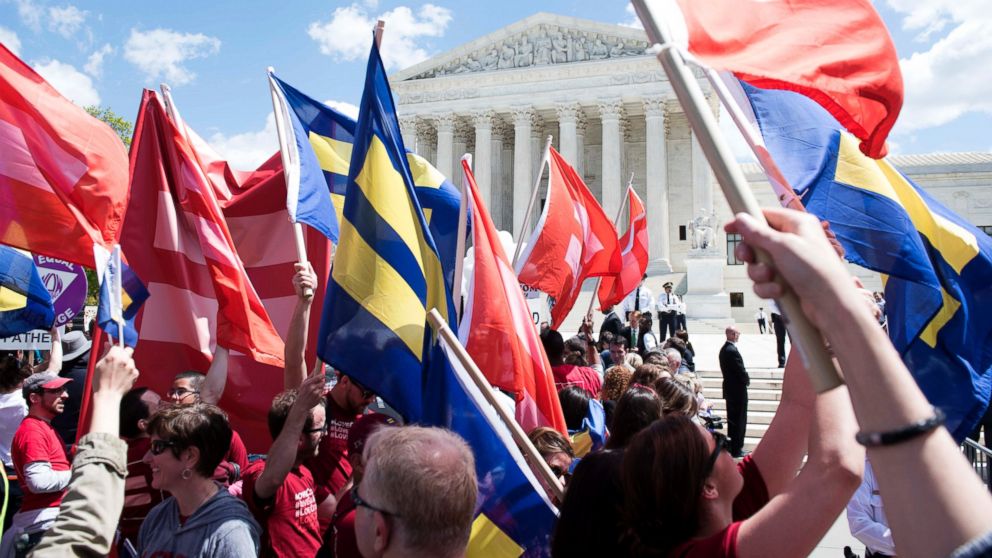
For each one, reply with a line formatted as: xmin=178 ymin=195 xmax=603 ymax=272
xmin=598 ymin=188 xmax=648 ymax=309
xmin=0 ymin=44 xmax=128 ymax=267
xmin=671 ymin=0 xmax=902 ymax=158
xmin=124 ymin=91 xmax=331 ymax=451
xmin=460 ymin=159 xmax=567 ymax=435
xmin=516 ymin=147 xmax=621 ymax=329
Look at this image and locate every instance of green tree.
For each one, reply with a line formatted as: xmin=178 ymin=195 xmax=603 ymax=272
xmin=85 ymin=105 xmax=134 ymax=148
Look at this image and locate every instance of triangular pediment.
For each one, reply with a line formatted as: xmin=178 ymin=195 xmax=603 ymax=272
xmin=391 ymin=13 xmax=651 ymax=82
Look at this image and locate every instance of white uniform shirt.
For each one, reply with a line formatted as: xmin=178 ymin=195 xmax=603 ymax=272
xmin=621 ymin=285 xmax=654 ymax=315
xmin=656 ymin=291 xmax=679 ymax=313
xmin=846 ymin=460 xmax=896 ymax=555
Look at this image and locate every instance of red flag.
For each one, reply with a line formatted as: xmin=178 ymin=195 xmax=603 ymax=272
xmin=0 ymin=44 xmax=129 ymax=267
xmin=460 ymin=159 xmax=567 ymax=436
xmin=516 ymin=147 xmax=620 ymax=329
xmin=123 ymin=91 xmax=332 ymax=451
xmin=672 ymin=0 xmax=902 ymax=159
xmin=598 ymin=187 xmax=648 ymax=309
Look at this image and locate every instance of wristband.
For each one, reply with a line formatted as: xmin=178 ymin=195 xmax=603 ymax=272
xmin=855 ymin=407 xmax=945 ymax=447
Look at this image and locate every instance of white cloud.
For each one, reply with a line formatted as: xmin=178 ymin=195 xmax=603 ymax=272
xmin=620 ymin=4 xmax=643 ymax=29
xmin=308 ymin=3 xmax=452 ymax=70
xmin=885 ymin=1 xmax=992 ymax=133
xmin=47 ymin=5 xmax=87 ymax=38
xmin=123 ymin=28 xmax=221 ymax=86
xmin=324 ymin=99 xmax=359 ymax=120
xmin=15 ymin=0 xmax=43 ymax=32
xmin=84 ymin=43 xmax=113 ymax=76
xmin=208 ymin=113 xmax=278 ymax=171
xmin=32 ymin=59 xmax=100 ymax=106
xmin=208 ymin=98 xmax=359 ymax=170
xmin=0 ymin=26 xmax=22 ymax=56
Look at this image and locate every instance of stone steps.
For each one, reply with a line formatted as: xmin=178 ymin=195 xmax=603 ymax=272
xmin=701 ymin=377 xmax=783 ymax=391
xmin=704 ymin=387 xmax=781 ymax=401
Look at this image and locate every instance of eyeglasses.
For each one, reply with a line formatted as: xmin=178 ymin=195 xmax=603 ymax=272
xmin=347 ymin=377 xmax=374 ymax=399
xmin=704 ymin=430 xmax=730 ymax=475
xmin=303 ymin=424 xmax=328 ymax=435
xmin=550 ymin=465 xmax=572 ymax=480
xmin=351 ymin=485 xmax=399 ymax=517
xmin=149 ymin=439 xmax=179 ymax=456
xmin=167 ymin=388 xmax=200 ymax=399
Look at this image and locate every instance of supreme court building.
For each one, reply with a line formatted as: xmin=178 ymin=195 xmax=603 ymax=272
xmin=390 ymin=13 xmax=992 ymax=323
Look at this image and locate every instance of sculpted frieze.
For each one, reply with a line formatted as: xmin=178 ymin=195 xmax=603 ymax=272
xmin=406 ymin=25 xmax=650 ymax=80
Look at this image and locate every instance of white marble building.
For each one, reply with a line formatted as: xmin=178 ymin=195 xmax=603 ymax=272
xmin=391 ymin=13 xmax=992 ymax=323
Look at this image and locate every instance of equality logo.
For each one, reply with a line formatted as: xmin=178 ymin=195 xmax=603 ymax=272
xmin=33 ymin=256 xmax=87 ymax=327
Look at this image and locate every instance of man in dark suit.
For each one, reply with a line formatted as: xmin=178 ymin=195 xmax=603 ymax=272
xmin=599 ymin=306 xmax=623 ymax=340
xmin=718 ymin=325 xmax=749 ymax=457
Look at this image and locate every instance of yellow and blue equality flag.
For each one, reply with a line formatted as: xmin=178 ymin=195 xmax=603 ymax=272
xmin=96 ymin=258 xmax=149 ymax=347
xmin=319 ymin=39 xmax=557 ymax=557
xmin=741 ymin=82 xmax=992 ymax=440
xmin=0 ymin=246 xmax=54 ymax=337
xmin=268 ymin=72 xmax=463 ymax=292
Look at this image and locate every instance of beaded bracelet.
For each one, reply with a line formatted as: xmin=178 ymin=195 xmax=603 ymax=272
xmin=855 ymin=407 xmax=946 ymax=447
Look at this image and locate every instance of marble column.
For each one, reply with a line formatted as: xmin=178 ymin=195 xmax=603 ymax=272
xmin=530 ymin=114 xmax=546 ymax=227
xmin=556 ymin=102 xmax=581 ymax=166
xmin=471 ymin=110 xmax=495 ymax=208
xmin=512 ymin=107 xmax=536 ymax=237
xmin=599 ymin=99 xmax=625 ymax=217
xmin=398 ymin=116 xmax=418 ymax=153
xmin=690 ymin=128 xmax=713 ymax=221
xmin=416 ymin=120 xmax=436 ymax=162
xmin=434 ymin=114 xmax=455 ymax=180
xmin=643 ymin=97 xmax=672 ymax=273
xmin=575 ymin=114 xmax=587 ymax=180
xmin=452 ymin=120 xmax=472 ymax=188
xmin=490 ymin=119 xmax=508 ymax=230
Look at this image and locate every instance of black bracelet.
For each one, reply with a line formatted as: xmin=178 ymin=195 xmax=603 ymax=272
xmin=855 ymin=407 xmax=946 ymax=447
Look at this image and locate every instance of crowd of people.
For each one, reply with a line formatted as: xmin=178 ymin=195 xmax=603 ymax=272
xmin=0 ymin=208 xmax=991 ymax=557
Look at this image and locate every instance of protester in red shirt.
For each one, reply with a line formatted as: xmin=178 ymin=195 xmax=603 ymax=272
xmin=1 ymin=373 xmax=73 ymax=556
xmin=116 ymin=386 xmax=165 ymax=552
xmin=241 ymin=373 xmax=327 ymax=557
xmin=541 ymin=328 xmax=602 ymax=397
xmin=621 ymin=346 xmax=863 ymax=558
xmin=317 ymin=413 xmax=398 ymax=558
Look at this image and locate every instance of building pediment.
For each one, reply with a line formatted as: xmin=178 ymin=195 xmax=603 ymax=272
xmin=391 ymin=13 xmax=651 ymax=82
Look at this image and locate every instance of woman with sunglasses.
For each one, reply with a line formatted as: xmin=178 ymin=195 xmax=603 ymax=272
xmin=138 ymin=403 xmax=260 ymax=557
xmin=621 ymin=324 xmax=864 ymax=556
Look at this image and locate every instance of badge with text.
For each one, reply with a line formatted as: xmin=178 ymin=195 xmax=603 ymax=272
xmin=33 ymin=255 xmax=88 ymax=327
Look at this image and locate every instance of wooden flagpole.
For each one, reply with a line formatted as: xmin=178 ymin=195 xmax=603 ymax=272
xmin=427 ymin=309 xmax=565 ymax=503
xmin=585 ymin=174 xmax=634 ymax=321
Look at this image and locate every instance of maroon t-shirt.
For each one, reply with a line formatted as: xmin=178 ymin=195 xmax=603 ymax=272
xmin=242 ymin=459 xmax=321 ymax=558
xmin=552 ymin=364 xmax=603 ymax=398
xmin=669 ymin=455 xmax=770 ymax=558
xmin=11 ymin=416 xmax=71 ymax=512
xmin=228 ymin=429 xmax=249 ymax=470
xmin=306 ymin=398 xmax=362 ymax=503
xmin=328 ymin=489 xmax=360 ymax=558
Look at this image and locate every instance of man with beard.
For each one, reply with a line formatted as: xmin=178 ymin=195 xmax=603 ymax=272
xmin=1 ymin=373 xmax=73 ymax=556
xmin=241 ymin=373 xmax=327 ymax=557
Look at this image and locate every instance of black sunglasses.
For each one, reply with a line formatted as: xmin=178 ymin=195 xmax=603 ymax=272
xmin=149 ymin=439 xmax=179 ymax=456
xmin=303 ymin=424 xmax=328 ymax=435
xmin=347 ymin=377 xmax=374 ymax=399
xmin=704 ymin=430 xmax=730 ymax=475
xmin=351 ymin=485 xmax=399 ymax=517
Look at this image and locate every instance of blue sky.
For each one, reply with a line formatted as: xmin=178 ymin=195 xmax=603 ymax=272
xmin=1 ymin=0 xmax=989 ymax=168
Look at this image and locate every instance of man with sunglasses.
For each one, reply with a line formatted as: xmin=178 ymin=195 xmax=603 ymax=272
xmin=241 ymin=373 xmax=327 ymax=557
xmin=1 ymin=373 xmax=73 ymax=556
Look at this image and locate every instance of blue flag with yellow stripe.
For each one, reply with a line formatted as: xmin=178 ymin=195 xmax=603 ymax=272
xmin=269 ymin=72 xmax=463 ymax=292
xmin=0 ymin=246 xmax=54 ymax=337
xmin=742 ymin=82 xmax=992 ymax=440
xmin=97 ymin=259 xmax=149 ymax=347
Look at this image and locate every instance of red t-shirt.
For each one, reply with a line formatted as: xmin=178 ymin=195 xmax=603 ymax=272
xmin=306 ymin=398 xmax=362 ymax=503
xmin=669 ymin=455 xmax=769 ymax=558
xmin=328 ymin=489 xmax=360 ymax=558
xmin=242 ymin=459 xmax=322 ymax=558
xmin=552 ymin=364 xmax=603 ymax=398
xmin=228 ymin=429 xmax=249 ymax=471
xmin=11 ymin=416 xmax=71 ymax=511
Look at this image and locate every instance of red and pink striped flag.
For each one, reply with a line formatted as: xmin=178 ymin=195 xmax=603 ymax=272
xmin=0 ymin=44 xmax=128 ymax=268
xmin=124 ymin=90 xmax=330 ymax=451
xmin=598 ymin=187 xmax=649 ymax=309
xmin=460 ymin=159 xmax=567 ymax=435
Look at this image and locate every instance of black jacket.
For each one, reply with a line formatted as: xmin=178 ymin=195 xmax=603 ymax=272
xmin=600 ymin=312 xmax=623 ymax=339
xmin=718 ymin=342 xmax=749 ymax=386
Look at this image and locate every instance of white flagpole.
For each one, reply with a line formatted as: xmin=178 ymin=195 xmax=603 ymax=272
xmin=586 ymin=174 xmax=633 ymax=322
xmin=109 ymin=245 xmax=125 ymax=348
xmin=631 ymin=0 xmax=842 ymax=392
xmin=427 ymin=309 xmax=565 ymax=503
xmin=511 ymin=136 xmax=554 ymax=269
xmin=453 ymin=154 xmax=472 ymax=320
xmin=267 ymin=67 xmax=313 ymax=300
